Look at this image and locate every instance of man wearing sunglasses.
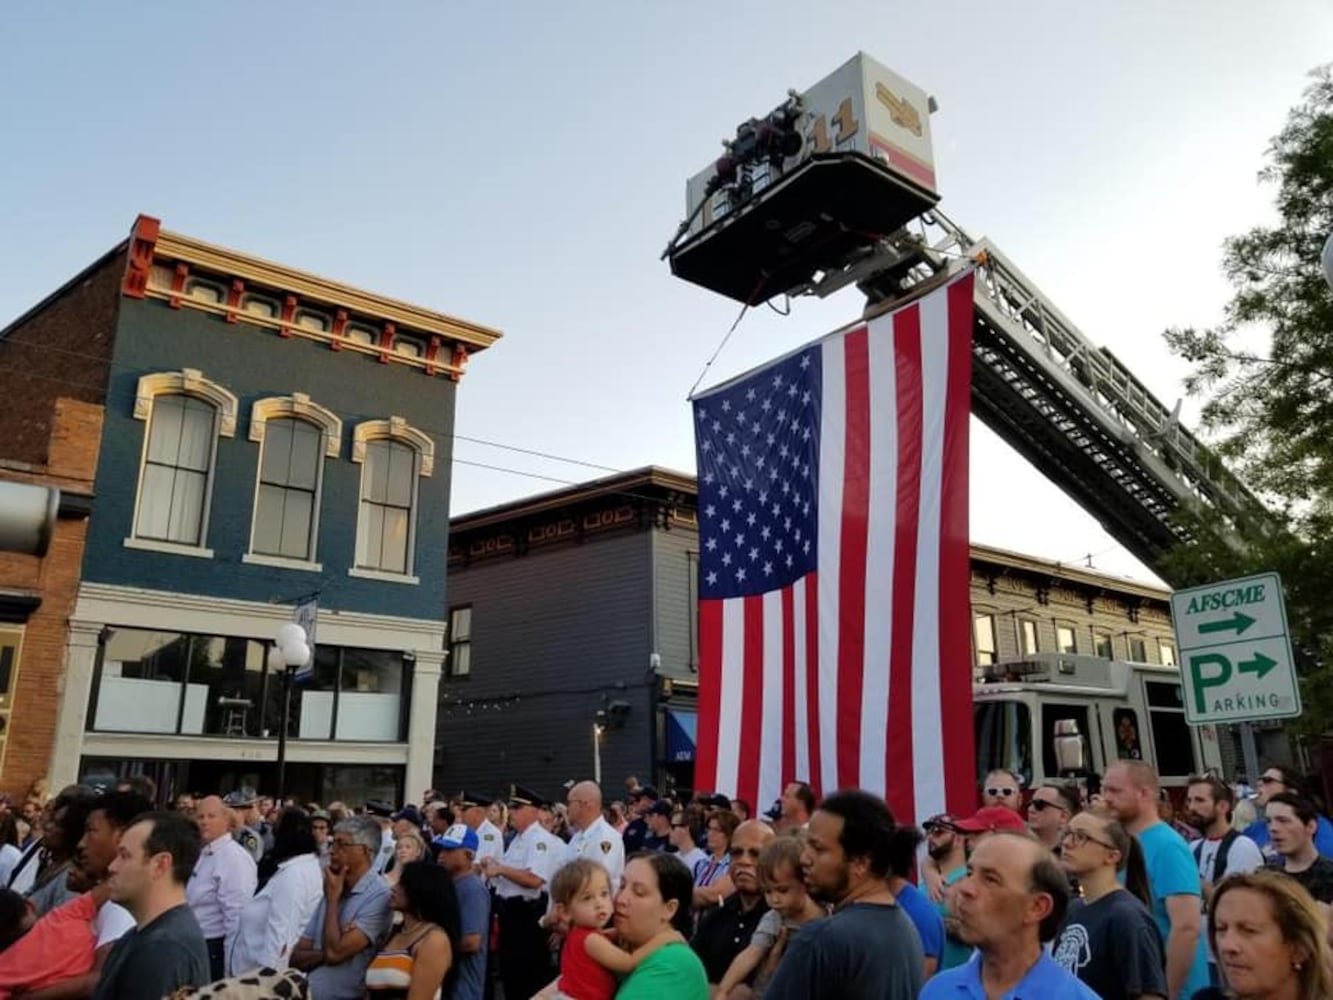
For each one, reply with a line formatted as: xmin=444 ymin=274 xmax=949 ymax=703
xmin=982 ymin=770 xmax=1024 ymax=813
xmin=1028 ymin=784 xmax=1081 ymax=853
xmin=1242 ymin=765 xmax=1333 ymax=859
xmin=690 ymin=819 xmax=775 ymax=986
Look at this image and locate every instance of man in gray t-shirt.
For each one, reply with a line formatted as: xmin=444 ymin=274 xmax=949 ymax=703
xmin=764 ymin=792 xmax=923 ymax=1000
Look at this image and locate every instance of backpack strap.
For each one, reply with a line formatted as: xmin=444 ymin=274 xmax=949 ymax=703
xmin=1212 ymin=829 xmax=1240 ymax=884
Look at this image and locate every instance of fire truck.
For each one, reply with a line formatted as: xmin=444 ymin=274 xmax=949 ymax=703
xmin=973 ymin=653 xmax=1224 ymax=795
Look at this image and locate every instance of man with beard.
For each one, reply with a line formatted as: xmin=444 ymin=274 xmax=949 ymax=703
xmin=691 ymin=819 xmax=775 ymax=985
xmin=1185 ymin=776 xmax=1262 ymax=905
xmin=1101 ymin=761 xmax=1209 ymax=1000
xmin=923 ymin=813 xmax=971 ymax=971
xmin=764 ymin=790 xmax=923 ymax=1000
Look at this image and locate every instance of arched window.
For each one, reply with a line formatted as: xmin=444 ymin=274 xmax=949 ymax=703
xmin=247 ymin=395 xmax=342 ymax=566
xmin=130 ymin=370 xmax=238 ymax=554
xmin=351 ymin=418 xmax=433 ymax=581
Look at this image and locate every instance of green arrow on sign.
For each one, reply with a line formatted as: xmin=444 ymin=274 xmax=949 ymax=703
xmin=1199 ymin=611 xmax=1257 ymax=636
xmin=1238 ymin=652 xmax=1278 ymax=680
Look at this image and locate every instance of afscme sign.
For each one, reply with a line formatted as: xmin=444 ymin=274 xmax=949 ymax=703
xmin=1170 ymin=572 xmax=1300 ymax=726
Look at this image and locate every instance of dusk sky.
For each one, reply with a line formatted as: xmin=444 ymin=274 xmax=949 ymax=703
xmin=4 ymin=1 xmax=1330 ymax=584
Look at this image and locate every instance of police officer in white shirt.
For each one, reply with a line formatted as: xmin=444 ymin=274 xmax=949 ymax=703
xmin=561 ymin=780 xmax=625 ymax=894
xmin=479 ymin=784 xmax=563 ymax=1000
xmin=188 ymin=794 xmax=258 ymax=980
xmin=364 ymin=799 xmax=397 ymax=874
xmin=458 ymin=790 xmax=505 ymax=867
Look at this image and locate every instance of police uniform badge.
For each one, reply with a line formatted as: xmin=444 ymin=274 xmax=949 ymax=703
xmin=600 ymin=840 xmax=612 ymax=854
xmin=484 ymin=833 xmax=495 ymax=842
xmin=536 ymin=841 xmax=547 ymax=852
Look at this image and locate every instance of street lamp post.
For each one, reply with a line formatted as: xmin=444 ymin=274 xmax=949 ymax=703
xmin=269 ymin=623 xmax=311 ymax=802
xmin=593 ymin=723 xmax=604 ymax=785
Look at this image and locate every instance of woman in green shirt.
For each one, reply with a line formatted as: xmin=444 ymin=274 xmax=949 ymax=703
xmin=614 ymin=853 xmax=709 ymax=1000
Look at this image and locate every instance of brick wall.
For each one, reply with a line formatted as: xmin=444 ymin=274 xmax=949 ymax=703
xmin=0 ymin=253 xmax=120 ymax=466
xmin=0 ymin=399 xmax=103 ymax=797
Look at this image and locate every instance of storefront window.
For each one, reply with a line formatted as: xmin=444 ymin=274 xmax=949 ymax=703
xmin=93 ymin=630 xmax=193 ymax=734
xmin=91 ymin=627 xmax=409 ymax=743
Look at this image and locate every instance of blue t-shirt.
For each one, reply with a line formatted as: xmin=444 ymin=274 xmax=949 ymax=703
xmin=934 ymin=865 xmax=972 ymax=971
xmin=1246 ymin=814 xmax=1333 ymax=858
xmin=921 ymin=950 xmax=1100 ymax=999
xmin=1138 ymin=821 xmax=1210 ymax=999
xmin=450 ymin=873 xmax=490 ymax=1000
xmin=894 ymin=881 xmax=943 ymax=961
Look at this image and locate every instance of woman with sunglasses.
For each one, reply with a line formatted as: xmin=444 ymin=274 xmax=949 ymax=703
xmin=1051 ymin=811 xmax=1167 ymax=1000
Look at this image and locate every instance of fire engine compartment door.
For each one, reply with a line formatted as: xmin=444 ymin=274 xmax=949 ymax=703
xmin=1039 ymin=702 xmax=1099 ymax=782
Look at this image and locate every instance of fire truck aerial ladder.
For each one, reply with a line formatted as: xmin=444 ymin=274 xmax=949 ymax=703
xmin=664 ymin=53 xmax=1268 ymax=584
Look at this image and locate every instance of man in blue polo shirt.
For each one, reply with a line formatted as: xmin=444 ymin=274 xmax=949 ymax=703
xmin=921 ymin=832 xmax=1098 ymax=999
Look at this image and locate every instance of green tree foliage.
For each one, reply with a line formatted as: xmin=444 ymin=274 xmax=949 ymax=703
xmin=1163 ymin=66 xmax=1333 ymax=735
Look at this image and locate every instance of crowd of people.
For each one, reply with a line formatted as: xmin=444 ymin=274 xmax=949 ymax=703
xmin=0 ymin=761 xmax=1330 ymax=999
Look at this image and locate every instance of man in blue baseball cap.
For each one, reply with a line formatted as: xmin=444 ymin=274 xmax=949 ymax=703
xmin=435 ymin=824 xmax=489 ymax=1000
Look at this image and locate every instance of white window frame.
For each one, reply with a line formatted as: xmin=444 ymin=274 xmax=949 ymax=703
xmin=126 ymin=369 xmax=238 ymax=558
xmin=349 ymin=417 xmax=433 ymax=584
xmin=243 ymin=394 xmax=343 ymax=572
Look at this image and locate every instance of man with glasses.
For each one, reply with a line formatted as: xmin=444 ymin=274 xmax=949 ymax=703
xmin=1244 ymin=765 xmax=1333 ymax=859
xmin=561 ymin=781 xmax=625 ymax=893
xmin=1028 ymin=784 xmax=1081 ymax=853
xmin=291 ymin=815 xmax=392 ymax=1000
xmin=982 ymin=770 xmax=1024 ymax=813
xmin=691 ymin=819 xmax=775 ymax=986
xmin=923 ymin=813 xmax=972 ymax=971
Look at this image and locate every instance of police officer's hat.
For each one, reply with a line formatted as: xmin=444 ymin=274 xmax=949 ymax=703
xmin=223 ymin=786 xmax=258 ymax=808
xmin=508 ymin=784 xmax=547 ymax=809
xmin=364 ymin=799 xmax=395 ymax=818
xmin=458 ymin=790 xmax=487 ymax=809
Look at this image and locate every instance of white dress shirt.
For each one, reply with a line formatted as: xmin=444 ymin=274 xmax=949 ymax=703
xmin=373 ymin=827 xmax=395 ymax=875
xmin=187 ymin=831 xmax=258 ymax=949
xmin=474 ymin=818 xmax=505 ymax=866
xmin=564 ymin=815 xmax=626 ymax=895
xmin=7 ymin=840 xmax=41 ymax=895
xmin=494 ymin=823 xmax=564 ymax=900
xmin=228 ymin=853 xmax=324 ymax=975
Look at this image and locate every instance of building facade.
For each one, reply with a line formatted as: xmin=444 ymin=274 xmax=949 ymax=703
xmin=0 ymin=215 xmax=500 ymax=804
xmin=438 ymin=469 xmax=1262 ymax=803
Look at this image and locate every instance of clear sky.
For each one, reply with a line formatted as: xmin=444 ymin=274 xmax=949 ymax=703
xmin=3 ymin=1 xmax=1330 ymax=584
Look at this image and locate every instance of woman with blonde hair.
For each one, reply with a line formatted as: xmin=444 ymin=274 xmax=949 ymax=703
xmin=1194 ymin=869 xmax=1333 ymax=1000
xmin=386 ymin=828 xmax=428 ymax=888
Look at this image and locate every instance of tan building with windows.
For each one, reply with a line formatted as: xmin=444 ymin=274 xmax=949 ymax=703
xmin=968 ymin=543 xmax=1177 ymax=674
xmin=968 ymin=542 xmax=1286 ymax=778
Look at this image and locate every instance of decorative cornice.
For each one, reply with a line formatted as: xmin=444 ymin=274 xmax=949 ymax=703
xmin=133 ymin=369 xmax=239 ymax=437
xmin=249 ymin=393 xmax=343 ymax=458
xmin=119 ymin=216 xmax=500 ymax=381
xmin=352 ymin=417 xmax=435 ymax=477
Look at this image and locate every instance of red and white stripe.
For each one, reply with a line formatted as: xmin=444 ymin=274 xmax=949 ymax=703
xmin=695 ymin=273 xmax=977 ymax=825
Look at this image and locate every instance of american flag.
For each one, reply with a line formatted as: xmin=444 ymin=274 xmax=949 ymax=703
xmin=692 ymin=272 xmax=977 ymax=825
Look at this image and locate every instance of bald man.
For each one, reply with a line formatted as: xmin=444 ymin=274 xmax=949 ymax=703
xmin=186 ymin=795 xmax=257 ymax=980
xmin=561 ymin=780 xmax=625 ymax=893
xmin=691 ymin=819 xmax=776 ymax=985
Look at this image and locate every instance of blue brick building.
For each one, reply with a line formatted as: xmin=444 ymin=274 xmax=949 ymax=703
xmin=11 ymin=216 xmax=499 ymax=804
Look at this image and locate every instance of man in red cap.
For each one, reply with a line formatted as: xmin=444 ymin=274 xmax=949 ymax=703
xmin=952 ymin=806 xmax=1030 ymax=838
